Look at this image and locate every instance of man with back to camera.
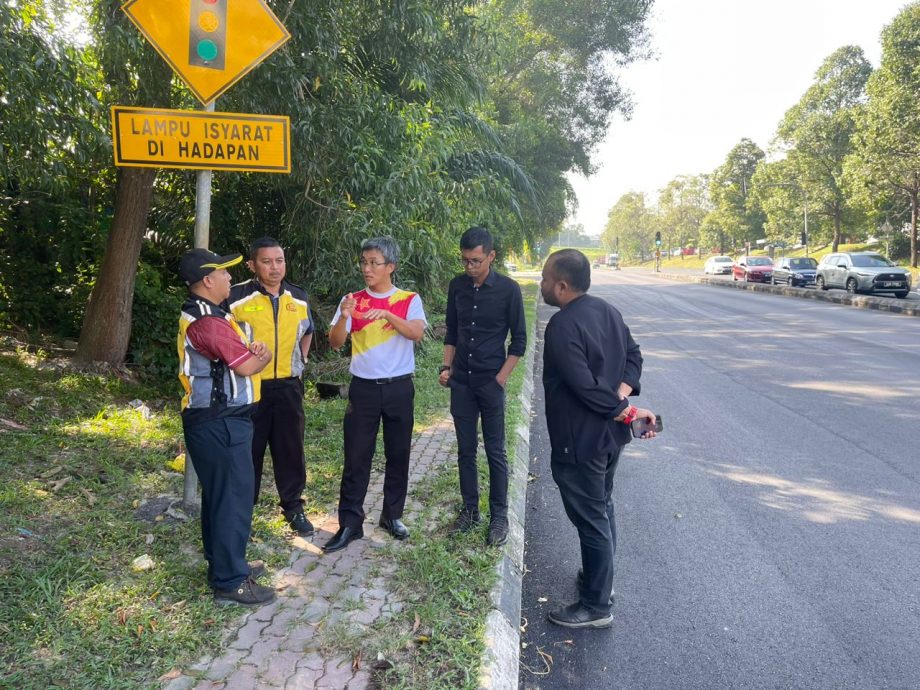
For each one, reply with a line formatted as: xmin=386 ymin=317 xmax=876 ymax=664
xmin=177 ymin=247 xmax=276 ymax=607
xmin=540 ymin=248 xmax=656 ymax=628
xmin=440 ymin=226 xmax=526 ymax=546
xmin=323 ymin=236 xmax=427 ymax=553
xmin=227 ymin=237 xmax=315 ymax=536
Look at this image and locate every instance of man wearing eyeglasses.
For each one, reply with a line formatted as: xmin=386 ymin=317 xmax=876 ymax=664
xmin=440 ymin=226 xmax=526 ymax=546
xmin=323 ymin=237 xmax=427 ymax=553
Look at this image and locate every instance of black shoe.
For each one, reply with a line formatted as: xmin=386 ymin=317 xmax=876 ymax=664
xmin=378 ymin=517 xmax=409 ymax=540
xmin=576 ymin=568 xmax=615 ymax=603
xmin=285 ymin=510 xmax=315 ymax=536
xmin=214 ymin=576 xmax=276 ymax=607
xmin=322 ymin=525 xmax=363 ymax=553
xmin=486 ymin=519 xmax=508 ymax=546
xmin=448 ymin=507 xmax=482 ymax=535
xmin=547 ymin=602 xmax=613 ymax=629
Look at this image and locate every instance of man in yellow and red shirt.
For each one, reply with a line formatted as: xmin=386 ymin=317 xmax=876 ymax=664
xmin=323 ymin=237 xmax=427 ymax=553
xmin=227 ymin=237 xmax=315 ymax=535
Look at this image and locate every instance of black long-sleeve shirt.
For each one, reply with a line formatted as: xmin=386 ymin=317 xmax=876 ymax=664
xmin=543 ymin=293 xmax=643 ymax=463
xmin=444 ymin=269 xmax=527 ymax=387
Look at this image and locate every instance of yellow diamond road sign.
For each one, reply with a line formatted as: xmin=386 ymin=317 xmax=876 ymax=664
xmin=122 ymin=0 xmax=290 ymax=105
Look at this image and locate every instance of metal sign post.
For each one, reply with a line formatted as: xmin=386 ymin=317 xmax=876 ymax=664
xmin=183 ymin=101 xmax=215 ymax=508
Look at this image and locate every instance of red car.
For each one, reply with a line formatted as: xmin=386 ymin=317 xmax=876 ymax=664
xmin=732 ymin=256 xmax=774 ymax=283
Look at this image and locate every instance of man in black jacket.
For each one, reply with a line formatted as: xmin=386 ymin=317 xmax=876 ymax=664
xmin=541 ymin=249 xmax=656 ymax=628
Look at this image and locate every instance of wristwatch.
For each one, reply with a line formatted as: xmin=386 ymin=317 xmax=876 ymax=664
xmin=438 ymin=365 xmax=451 ymax=374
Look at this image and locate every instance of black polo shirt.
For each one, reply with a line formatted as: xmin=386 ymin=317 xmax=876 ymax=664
xmin=444 ymin=268 xmax=526 ymax=387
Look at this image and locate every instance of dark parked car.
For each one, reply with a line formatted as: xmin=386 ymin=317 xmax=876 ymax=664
xmin=732 ymin=256 xmax=774 ymax=283
xmin=772 ymin=257 xmax=818 ymax=287
xmin=815 ymin=252 xmax=912 ymax=298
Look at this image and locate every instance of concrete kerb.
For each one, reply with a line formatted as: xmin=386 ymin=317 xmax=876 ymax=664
xmin=477 ymin=314 xmax=536 ymax=690
xmin=658 ymin=271 xmax=920 ymax=317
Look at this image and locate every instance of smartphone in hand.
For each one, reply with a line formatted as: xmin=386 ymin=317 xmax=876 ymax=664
xmin=631 ymin=415 xmax=663 ymax=438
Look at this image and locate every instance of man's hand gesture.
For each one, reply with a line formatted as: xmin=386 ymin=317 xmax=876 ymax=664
xmin=340 ymin=293 xmax=356 ymax=319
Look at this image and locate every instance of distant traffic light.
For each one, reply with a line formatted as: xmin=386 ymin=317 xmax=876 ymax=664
xmin=655 ymin=231 xmax=661 ymax=246
xmin=189 ymin=0 xmax=226 ymax=70
xmin=801 ymin=230 xmax=807 ymax=245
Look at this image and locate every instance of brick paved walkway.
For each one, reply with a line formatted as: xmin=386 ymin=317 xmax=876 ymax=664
xmin=164 ymin=418 xmax=458 ymax=690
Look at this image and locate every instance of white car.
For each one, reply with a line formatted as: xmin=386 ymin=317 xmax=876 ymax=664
xmin=703 ymin=255 xmax=733 ymax=275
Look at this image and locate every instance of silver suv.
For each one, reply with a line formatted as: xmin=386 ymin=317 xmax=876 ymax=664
xmin=815 ymin=252 xmax=911 ymax=298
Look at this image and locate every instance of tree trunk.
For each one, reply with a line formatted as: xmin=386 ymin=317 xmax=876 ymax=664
xmin=832 ymin=204 xmax=842 ymax=253
xmin=74 ymin=167 xmax=156 ymax=364
xmin=912 ymin=185 xmax=919 ymax=269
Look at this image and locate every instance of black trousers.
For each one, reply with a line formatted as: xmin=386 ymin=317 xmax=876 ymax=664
xmin=449 ymin=378 xmax=508 ymax=521
xmin=183 ymin=415 xmax=254 ymax=591
xmin=551 ymin=446 xmax=622 ymax=615
xmin=250 ymin=377 xmax=306 ymax=513
xmin=337 ymin=376 xmax=414 ymax=529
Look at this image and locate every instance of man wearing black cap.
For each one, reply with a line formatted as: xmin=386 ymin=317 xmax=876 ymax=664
xmin=177 ymin=248 xmax=276 ymax=607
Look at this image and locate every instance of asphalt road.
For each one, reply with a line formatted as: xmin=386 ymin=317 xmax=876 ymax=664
xmin=519 ymin=268 xmax=920 ymax=689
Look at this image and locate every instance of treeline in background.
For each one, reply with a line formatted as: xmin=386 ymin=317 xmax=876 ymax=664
xmin=0 ymin=0 xmax=654 ymax=377
xmin=600 ymin=2 xmax=920 ymax=270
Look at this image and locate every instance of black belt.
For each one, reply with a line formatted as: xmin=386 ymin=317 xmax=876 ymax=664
xmin=352 ymin=374 xmax=414 ymax=385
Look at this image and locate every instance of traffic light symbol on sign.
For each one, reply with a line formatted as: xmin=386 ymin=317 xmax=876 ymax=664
xmin=189 ymin=0 xmax=227 ymax=71
xmin=655 ymin=231 xmax=661 ymax=246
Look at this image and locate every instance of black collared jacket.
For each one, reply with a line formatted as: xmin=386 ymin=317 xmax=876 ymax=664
xmin=543 ymin=293 xmax=643 ymax=463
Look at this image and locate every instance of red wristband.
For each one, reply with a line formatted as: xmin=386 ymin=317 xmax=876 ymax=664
xmin=622 ymin=405 xmax=638 ymax=425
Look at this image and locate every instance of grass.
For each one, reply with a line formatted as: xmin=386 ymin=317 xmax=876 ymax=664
xmin=0 ymin=348 xmax=242 ymax=689
xmin=0 ymin=281 xmax=538 ymax=689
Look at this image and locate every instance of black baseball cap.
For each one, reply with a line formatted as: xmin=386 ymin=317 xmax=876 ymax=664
xmin=179 ymin=248 xmax=243 ymax=286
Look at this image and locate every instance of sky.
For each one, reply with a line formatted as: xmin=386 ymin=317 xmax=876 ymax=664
xmin=569 ymin=0 xmax=912 ymax=236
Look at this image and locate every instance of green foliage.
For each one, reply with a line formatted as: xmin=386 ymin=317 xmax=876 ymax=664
xmin=772 ymin=45 xmax=871 ymax=250
xmin=600 ymin=191 xmax=657 ymax=261
xmin=0 ymin=1 xmax=110 ymax=335
xmin=127 ymin=263 xmax=185 ymax=379
xmin=750 ymin=159 xmax=817 ymax=245
xmin=656 ymin=175 xmax=711 ymax=249
xmin=705 ymin=138 xmax=766 ymax=249
xmin=845 ymin=2 xmax=920 ymax=266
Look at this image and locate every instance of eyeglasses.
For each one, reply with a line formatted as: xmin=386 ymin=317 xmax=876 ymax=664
xmin=460 ymin=257 xmax=486 ymax=267
xmin=358 ymin=259 xmax=389 ymax=268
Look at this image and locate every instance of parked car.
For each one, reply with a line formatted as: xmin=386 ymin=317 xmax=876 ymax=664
xmin=815 ymin=252 xmax=911 ymax=297
xmin=772 ymin=257 xmax=818 ymax=287
xmin=732 ymin=256 xmax=774 ymax=283
xmin=703 ymin=255 xmax=733 ymax=275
